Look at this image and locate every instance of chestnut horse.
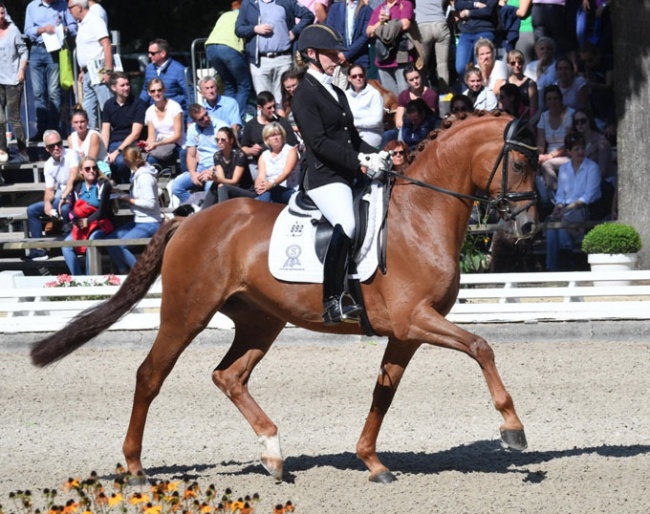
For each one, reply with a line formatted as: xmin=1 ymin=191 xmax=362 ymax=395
xmin=31 ymin=112 xmax=538 ymax=484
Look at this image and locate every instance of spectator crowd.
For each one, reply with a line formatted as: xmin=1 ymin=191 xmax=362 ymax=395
xmin=1 ymin=0 xmax=616 ymax=274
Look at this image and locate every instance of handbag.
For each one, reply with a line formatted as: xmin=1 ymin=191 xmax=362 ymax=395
xmin=59 ymin=41 xmax=74 ymax=90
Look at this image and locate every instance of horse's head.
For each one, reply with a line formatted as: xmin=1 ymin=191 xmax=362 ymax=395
xmin=482 ymin=115 xmax=539 ymax=239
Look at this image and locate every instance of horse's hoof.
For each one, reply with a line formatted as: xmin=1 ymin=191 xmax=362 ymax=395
xmin=369 ymin=470 xmax=397 ymax=484
xmin=261 ymin=455 xmax=283 ymax=482
xmin=500 ymin=429 xmax=528 ymax=451
xmin=127 ymin=471 xmax=149 ymax=486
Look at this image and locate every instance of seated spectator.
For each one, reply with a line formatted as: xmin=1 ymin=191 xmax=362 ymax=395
xmin=106 ymin=146 xmax=162 ymax=274
xmin=255 ymin=122 xmax=299 ymax=204
xmin=144 ymin=78 xmax=185 ymax=169
xmin=391 ymin=64 xmax=438 ymax=142
xmin=401 ymin=98 xmax=437 ymax=150
xmin=280 ymin=67 xmax=304 ymax=135
xmin=345 ymin=64 xmax=384 ymax=149
xmin=171 ymin=104 xmax=228 ymax=204
xmin=579 ymin=41 xmax=615 ymax=136
xmin=24 ymin=131 xmax=77 ymax=260
xmin=475 ymin=38 xmax=507 ymax=96
xmin=204 ymin=0 xmax=253 ymax=118
xmin=537 ymin=84 xmax=574 ymax=193
xmin=498 ymin=83 xmax=524 ymax=117
xmin=545 ymin=132 xmax=601 ymax=271
xmin=202 ymin=127 xmax=256 ymax=209
xmin=453 ymin=0 xmax=499 ymax=84
xmin=524 ymin=36 xmax=556 ymax=109
xmin=101 ymin=72 xmax=147 ymax=184
xmin=555 ymin=56 xmax=589 ymax=111
xmin=68 ymin=105 xmax=107 ymax=162
xmin=506 ymin=49 xmax=538 ymax=114
xmin=448 ymin=94 xmax=474 ymax=117
xmin=198 ymin=75 xmax=242 ymax=133
xmin=325 ymin=0 xmax=372 ymax=89
xmin=463 ymin=67 xmax=498 ymax=111
xmin=241 ymin=91 xmax=298 ymax=178
xmin=365 ymin=0 xmax=416 ymax=96
xmin=61 ymin=157 xmax=113 ymax=275
xmin=383 ymin=139 xmax=410 ymax=172
xmin=139 ymin=38 xmax=188 ymax=113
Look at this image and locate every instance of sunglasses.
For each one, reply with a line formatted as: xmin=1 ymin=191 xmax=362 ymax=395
xmin=508 ymin=60 xmax=523 ymax=66
xmin=574 ymin=118 xmax=588 ymax=125
xmin=83 ymin=165 xmax=98 ymax=172
xmin=45 ymin=141 xmax=63 ymax=151
xmin=392 ymin=150 xmax=406 ymax=156
xmin=349 ymin=74 xmax=364 ymax=79
xmin=149 ymin=88 xmax=163 ymax=93
xmin=148 ymin=50 xmax=162 ymax=55
xmin=216 ymin=137 xmax=229 ymax=142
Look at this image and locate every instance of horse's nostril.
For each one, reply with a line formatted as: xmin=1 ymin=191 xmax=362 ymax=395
xmin=520 ymin=221 xmax=536 ymax=237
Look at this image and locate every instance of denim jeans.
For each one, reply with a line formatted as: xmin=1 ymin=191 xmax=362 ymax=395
xmin=171 ymin=171 xmax=212 ymax=204
xmin=206 ymin=44 xmax=253 ymax=118
xmin=256 ymin=185 xmax=295 ymax=205
xmin=108 ymin=141 xmax=130 ymax=184
xmin=27 ymin=195 xmax=70 ymax=239
xmin=62 ymin=229 xmax=107 ymax=275
xmin=0 ymin=83 xmax=27 ymax=151
xmin=105 ymin=221 xmax=160 ymax=273
xmin=455 ymin=31 xmax=494 ymax=81
xmin=29 ymin=45 xmax=61 ymax=134
xmin=82 ymin=72 xmax=113 ymax=130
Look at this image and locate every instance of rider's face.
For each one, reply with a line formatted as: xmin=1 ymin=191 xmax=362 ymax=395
xmin=312 ymin=49 xmax=340 ymax=75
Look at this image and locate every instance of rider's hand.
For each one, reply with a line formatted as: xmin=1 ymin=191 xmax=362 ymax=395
xmin=359 ymin=151 xmax=390 ymax=180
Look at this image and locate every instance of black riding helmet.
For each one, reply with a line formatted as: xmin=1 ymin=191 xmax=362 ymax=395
xmin=297 ymin=24 xmax=345 ymax=53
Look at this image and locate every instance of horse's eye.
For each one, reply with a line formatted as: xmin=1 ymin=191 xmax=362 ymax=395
xmin=512 ymin=161 xmax=525 ymax=173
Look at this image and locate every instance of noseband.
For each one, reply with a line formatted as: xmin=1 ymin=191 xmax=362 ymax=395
xmin=388 ymin=117 xmax=538 ymax=222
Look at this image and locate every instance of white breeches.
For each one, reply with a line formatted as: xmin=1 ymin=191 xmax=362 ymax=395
xmin=307 ymin=182 xmax=356 ymax=238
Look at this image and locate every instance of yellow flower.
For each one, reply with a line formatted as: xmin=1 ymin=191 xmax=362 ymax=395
xmin=63 ymin=479 xmax=80 ymax=492
xmin=182 ymin=490 xmax=197 ymax=500
xmin=199 ymin=503 xmax=212 ymax=514
xmin=166 ymin=482 xmax=179 ymax=492
xmin=62 ymin=502 xmax=78 ymax=514
xmin=108 ymin=493 xmax=123 ymax=507
xmin=144 ymin=504 xmax=162 ymax=514
xmin=129 ymin=493 xmax=151 ymax=506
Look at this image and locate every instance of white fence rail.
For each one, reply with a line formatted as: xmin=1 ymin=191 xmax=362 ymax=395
xmin=1 ymin=270 xmax=650 ymax=333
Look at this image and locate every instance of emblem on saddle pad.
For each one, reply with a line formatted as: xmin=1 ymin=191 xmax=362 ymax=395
xmin=268 ymin=185 xmax=385 ymax=283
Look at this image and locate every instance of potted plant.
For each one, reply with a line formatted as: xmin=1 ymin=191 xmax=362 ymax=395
xmin=581 ymin=222 xmax=642 ymax=285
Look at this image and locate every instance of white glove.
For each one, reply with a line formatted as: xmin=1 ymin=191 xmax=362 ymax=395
xmin=358 ymin=151 xmax=390 ymax=180
xmin=49 ymin=209 xmax=59 ymax=218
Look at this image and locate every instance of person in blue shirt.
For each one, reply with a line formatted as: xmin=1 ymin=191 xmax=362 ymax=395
xmin=138 ymin=38 xmax=188 ymax=114
xmin=198 ymin=75 xmax=242 ymax=133
xmin=24 ymin=0 xmax=77 ymax=139
xmin=400 ymin=98 xmax=437 ymax=151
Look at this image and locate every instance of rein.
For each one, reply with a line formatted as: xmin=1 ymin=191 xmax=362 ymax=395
xmin=388 ymin=118 xmax=538 ymax=221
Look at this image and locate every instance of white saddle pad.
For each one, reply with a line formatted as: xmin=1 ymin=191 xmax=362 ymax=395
xmin=268 ymin=183 xmax=384 ymax=283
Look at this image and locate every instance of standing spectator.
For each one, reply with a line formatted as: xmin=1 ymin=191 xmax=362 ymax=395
xmin=101 ymin=72 xmax=147 ymax=183
xmin=205 ymin=0 xmax=252 ymax=118
xmin=198 ymin=76 xmax=241 ymax=133
xmin=240 ymin=90 xmax=297 ymax=178
xmin=143 ymin=78 xmax=185 ymax=169
xmin=414 ymin=0 xmax=451 ymax=93
xmin=366 ymin=0 xmax=416 ymax=96
xmin=201 ymin=126 xmax=256 ymax=209
xmin=463 ymin=67 xmax=498 ymax=110
xmin=255 ymin=122 xmax=299 ymax=204
xmin=24 ymin=0 xmax=77 ymax=140
xmin=88 ymin=0 xmax=107 ymax=24
xmin=506 ymin=48 xmax=538 ymax=113
xmin=138 ymin=39 xmax=188 ymax=114
xmin=400 ymin=98 xmax=437 ymax=150
xmin=298 ymin=0 xmax=330 ymax=24
xmin=170 ymin=104 xmax=228 ymax=204
xmin=106 ymin=146 xmax=161 ymax=274
xmin=545 ymin=132 xmax=600 ymax=271
xmin=345 ymin=64 xmax=384 ymax=149
xmin=0 ymin=3 xmax=28 ymax=165
xmin=524 ymin=35 xmax=556 ymax=108
xmin=325 ymin=0 xmax=372 ymax=89
xmin=554 ymin=55 xmax=589 ymax=111
xmin=24 ymin=131 xmax=77 ymax=260
xmin=67 ymin=0 xmax=113 ymax=131
xmin=453 ymin=0 xmax=499 ymax=84
xmin=61 ymin=156 xmax=113 ymax=275
xmin=537 ymin=84 xmax=574 ymax=192
xmin=531 ymin=0 xmax=578 ymax=62
xmin=508 ymin=0 xmax=534 ymax=62
xmin=475 ymin=38 xmax=507 ymax=96
xmin=235 ymin=0 xmax=314 ymax=109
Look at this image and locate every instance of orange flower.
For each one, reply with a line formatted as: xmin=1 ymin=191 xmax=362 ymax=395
xmin=62 ymin=501 xmax=78 ymax=514
xmin=128 ymin=493 xmax=150 ymax=505
xmin=182 ymin=490 xmax=197 ymax=500
xmin=63 ymin=479 xmax=80 ymax=492
xmin=144 ymin=504 xmax=162 ymax=514
xmin=108 ymin=493 xmax=123 ymax=507
xmin=284 ymin=501 xmax=295 ymax=512
xmin=273 ymin=505 xmax=285 ymax=514
xmin=199 ymin=503 xmax=212 ymax=514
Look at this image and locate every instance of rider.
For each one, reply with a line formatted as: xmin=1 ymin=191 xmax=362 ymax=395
xmin=292 ymin=25 xmax=389 ymax=326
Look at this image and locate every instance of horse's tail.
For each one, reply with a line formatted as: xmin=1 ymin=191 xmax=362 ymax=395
xmin=31 ymin=218 xmax=183 ymax=367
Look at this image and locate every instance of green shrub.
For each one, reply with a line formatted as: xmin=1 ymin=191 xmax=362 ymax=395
xmin=581 ymin=223 xmax=642 ymax=254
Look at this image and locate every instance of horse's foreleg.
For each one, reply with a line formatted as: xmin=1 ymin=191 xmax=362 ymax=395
xmin=357 ymin=338 xmax=420 ymax=483
xmin=410 ymin=310 xmax=527 ymax=451
xmin=211 ymin=313 xmax=286 ymax=481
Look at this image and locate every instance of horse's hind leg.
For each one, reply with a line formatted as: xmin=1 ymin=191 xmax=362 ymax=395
xmin=357 ymin=338 xmax=420 ymax=483
xmin=211 ymin=306 xmax=286 ymax=481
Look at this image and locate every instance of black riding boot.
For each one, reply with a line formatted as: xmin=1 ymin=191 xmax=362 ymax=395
xmin=322 ymin=224 xmax=362 ymax=325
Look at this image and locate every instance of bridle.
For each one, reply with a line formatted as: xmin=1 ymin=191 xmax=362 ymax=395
xmin=388 ymin=117 xmax=538 ymax=222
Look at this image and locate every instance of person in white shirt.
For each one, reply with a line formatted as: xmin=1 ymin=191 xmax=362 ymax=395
xmin=88 ymin=0 xmax=107 ymax=24
xmin=475 ymin=38 xmax=508 ymax=96
xmin=463 ymin=67 xmax=498 ymax=111
xmin=67 ymin=0 xmax=113 ymax=130
xmin=344 ymin=64 xmax=384 ymax=148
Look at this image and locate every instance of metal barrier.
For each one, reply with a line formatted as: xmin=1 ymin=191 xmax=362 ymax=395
xmin=190 ymin=38 xmax=211 ymax=103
